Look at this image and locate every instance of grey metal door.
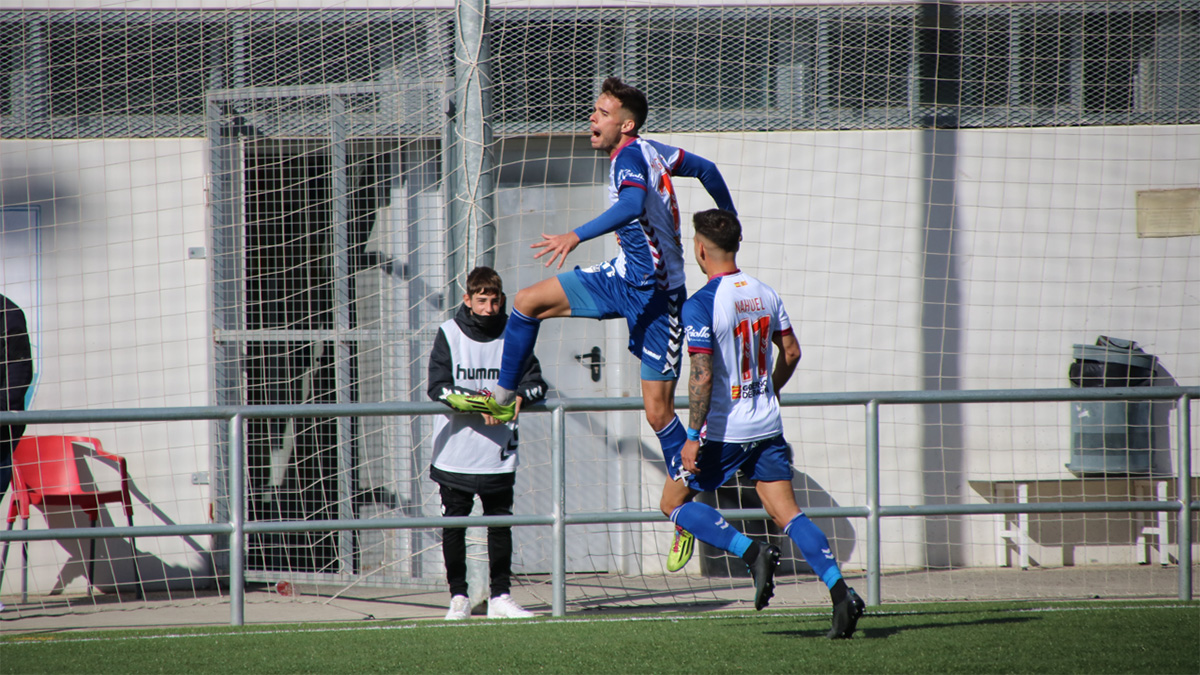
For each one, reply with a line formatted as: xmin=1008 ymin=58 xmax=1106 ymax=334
xmin=206 ymin=82 xmax=448 ymax=586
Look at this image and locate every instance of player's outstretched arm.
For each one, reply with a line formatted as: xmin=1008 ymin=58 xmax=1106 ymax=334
xmin=531 ymin=230 xmax=581 ymax=269
xmin=771 ymin=330 xmax=801 ymax=398
xmin=533 ymin=186 xmax=643 ymax=268
xmin=673 ymin=152 xmax=736 ymax=214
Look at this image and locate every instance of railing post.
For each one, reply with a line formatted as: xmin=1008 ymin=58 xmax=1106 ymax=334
xmin=552 ymin=404 xmax=566 ymax=617
xmin=1178 ymin=394 xmax=1193 ymax=601
xmin=865 ymin=400 xmax=881 ymax=606
xmin=229 ymin=414 xmax=245 ymax=626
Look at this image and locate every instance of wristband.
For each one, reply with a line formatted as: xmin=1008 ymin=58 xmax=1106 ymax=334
xmin=685 ymin=427 xmax=702 ymax=442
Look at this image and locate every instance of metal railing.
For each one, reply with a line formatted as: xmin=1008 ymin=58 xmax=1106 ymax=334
xmin=1 ymin=386 xmax=1195 ymax=625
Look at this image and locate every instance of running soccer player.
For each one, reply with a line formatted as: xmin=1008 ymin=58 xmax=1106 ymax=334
xmin=664 ymin=208 xmax=865 ymax=637
xmin=446 ymin=77 xmax=736 ymax=566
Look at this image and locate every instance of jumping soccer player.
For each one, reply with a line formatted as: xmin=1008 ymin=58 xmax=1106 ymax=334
xmin=664 ymin=208 xmax=865 ymax=637
xmin=445 ymin=77 xmax=736 ymax=567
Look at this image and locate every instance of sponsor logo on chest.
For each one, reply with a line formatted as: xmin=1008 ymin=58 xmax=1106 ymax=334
xmin=457 ymin=365 xmax=500 ymax=381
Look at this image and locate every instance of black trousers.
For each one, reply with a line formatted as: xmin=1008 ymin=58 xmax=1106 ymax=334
xmin=0 ymin=419 xmax=23 ymax=495
xmin=439 ymin=482 xmax=514 ymax=598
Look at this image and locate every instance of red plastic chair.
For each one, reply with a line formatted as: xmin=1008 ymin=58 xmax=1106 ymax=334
xmin=0 ymin=436 xmax=143 ymax=601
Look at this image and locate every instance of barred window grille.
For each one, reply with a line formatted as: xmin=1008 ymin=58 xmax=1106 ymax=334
xmin=491 ymin=15 xmax=612 ymax=127
xmin=243 ymin=17 xmax=424 ymax=90
xmin=961 ymin=12 xmax=1013 ymax=110
xmin=45 ymin=15 xmax=215 ymax=120
xmin=0 ymin=20 xmax=25 ymax=117
xmin=826 ymin=11 xmax=915 ymax=112
xmin=641 ymin=17 xmax=774 ymax=115
xmin=1079 ymin=10 xmax=1157 ymax=113
xmin=0 ymin=4 xmax=1196 ymax=137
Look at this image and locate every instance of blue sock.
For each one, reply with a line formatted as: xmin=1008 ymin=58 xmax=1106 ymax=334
xmin=498 ymin=309 xmax=540 ymax=391
xmin=671 ymin=502 xmax=752 ymax=558
xmin=785 ymin=513 xmax=843 ymax=589
xmin=655 ymin=416 xmax=687 ymax=478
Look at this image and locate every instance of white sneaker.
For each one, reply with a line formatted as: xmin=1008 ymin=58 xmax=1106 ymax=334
xmin=486 ymin=593 xmax=534 ymax=619
xmin=444 ymin=595 xmax=470 ymax=621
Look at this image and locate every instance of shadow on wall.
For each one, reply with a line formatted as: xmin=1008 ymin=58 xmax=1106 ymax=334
xmin=694 ymin=473 xmax=857 ymax=579
xmin=1 ymin=440 xmax=217 ymax=597
xmin=920 ymin=125 xmax=965 ymax=570
xmin=0 ymin=145 xmax=81 ymax=232
xmin=1148 ymin=361 xmax=1179 ymax=476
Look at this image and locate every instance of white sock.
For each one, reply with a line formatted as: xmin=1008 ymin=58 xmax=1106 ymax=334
xmin=492 ymin=385 xmax=515 ymax=406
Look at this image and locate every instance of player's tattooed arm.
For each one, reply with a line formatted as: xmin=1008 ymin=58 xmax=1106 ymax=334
xmin=771 ymin=330 xmax=801 ymax=398
xmin=687 ymin=352 xmax=714 ymax=431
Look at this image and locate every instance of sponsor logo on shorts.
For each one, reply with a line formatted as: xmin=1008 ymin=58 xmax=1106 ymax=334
xmin=582 ymin=261 xmax=617 ymax=278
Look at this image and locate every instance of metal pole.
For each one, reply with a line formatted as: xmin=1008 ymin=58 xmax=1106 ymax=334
xmin=330 ymin=94 xmax=355 ymax=576
xmin=865 ymin=400 xmax=881 ymax=606
xmin=552 ymin=405 xmax=566 ymax=617
xmin=1178 ymin=394 xmax=1193 ymax=601
xmin=454 ymin=0 xmax=496 ymax=271
xmin=229 ymin=414 xmax=245 ymax=626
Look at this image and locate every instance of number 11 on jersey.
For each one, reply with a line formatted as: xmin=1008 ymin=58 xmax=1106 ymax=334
xmin=732 ymin=316 xmax=771 ymax=382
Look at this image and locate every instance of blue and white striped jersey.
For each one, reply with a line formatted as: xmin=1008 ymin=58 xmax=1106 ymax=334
xmin=573 ymin=137 xmax=736 ymax=291
xmin=683 ymin=270 xmax=794 ymax=443
xmin=607 ymin=139 xmax=687 ymax=290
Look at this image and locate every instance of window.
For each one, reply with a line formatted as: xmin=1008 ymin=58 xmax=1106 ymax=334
xmin=962 ymin=12 xmax=1012 ymax=109
xmin=641 ymin=17 xmax=774 ymax=114
xmin=492 ymin=16 xmax=612 ymax=126
xmin=243 ymin=17 xmax=424 ymax=89
xmin=1014 ymin=12 xmax=1081 ymax=110
xmin=46 ymin=15 xmax=215 ymax=119
xmin=826 ymin=11 xmax=915 ymax=111
xmin=1081 ymin=11 xmax=1157 ymax=113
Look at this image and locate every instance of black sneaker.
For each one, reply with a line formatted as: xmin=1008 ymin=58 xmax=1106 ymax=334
xmin=827 ymin=587 xmax=865 ymax=639
xmin=746 ymin=542 xmax=781 ymax=611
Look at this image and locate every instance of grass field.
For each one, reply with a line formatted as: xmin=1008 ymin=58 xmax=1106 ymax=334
xmin=1 ymin=601 xmax=1196 ymax=674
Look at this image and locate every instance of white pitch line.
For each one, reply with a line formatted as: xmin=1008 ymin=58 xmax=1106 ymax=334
xmin=1 ymin=602 xmax=1193 ymax=647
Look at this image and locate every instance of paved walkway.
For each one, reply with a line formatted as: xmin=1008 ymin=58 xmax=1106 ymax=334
xmin=2 ymin=566 xmax=1194 ymax=635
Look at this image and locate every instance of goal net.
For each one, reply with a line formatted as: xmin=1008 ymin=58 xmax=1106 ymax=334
xmin=0 ymin=0 xmax=1197 ymax=620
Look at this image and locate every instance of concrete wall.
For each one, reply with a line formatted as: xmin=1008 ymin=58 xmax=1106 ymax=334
xmin=1 ymin=139 xmax=212 ymax=593
xmin=658 ymin=124 xmax=1199 ymax=568
xmin=2 ymin=123 xmax=1197 ymax=594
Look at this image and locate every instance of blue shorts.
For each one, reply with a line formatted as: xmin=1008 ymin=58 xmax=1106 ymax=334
xmin=558 ymin=263 xmax=684 ymax=381
xmin=663 ymin=433 xmax=794 ymax=492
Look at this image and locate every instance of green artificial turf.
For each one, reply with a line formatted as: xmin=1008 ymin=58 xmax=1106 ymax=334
xmin=2 ymin=600 xmax=1196 ymax=674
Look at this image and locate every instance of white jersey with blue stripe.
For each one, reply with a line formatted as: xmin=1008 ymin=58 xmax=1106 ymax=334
xmin=682 ymin=270 xmax=794 ymax=443
xmin=608 ymin=138 xmax=686 ymax=290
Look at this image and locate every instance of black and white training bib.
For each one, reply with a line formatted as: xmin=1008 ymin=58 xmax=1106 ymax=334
xmin=430 ymin=319 xmax=519 ymax=474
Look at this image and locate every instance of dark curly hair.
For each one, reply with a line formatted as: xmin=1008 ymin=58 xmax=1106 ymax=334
xmin=600 ymin=77 xmax=648 ymax=132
